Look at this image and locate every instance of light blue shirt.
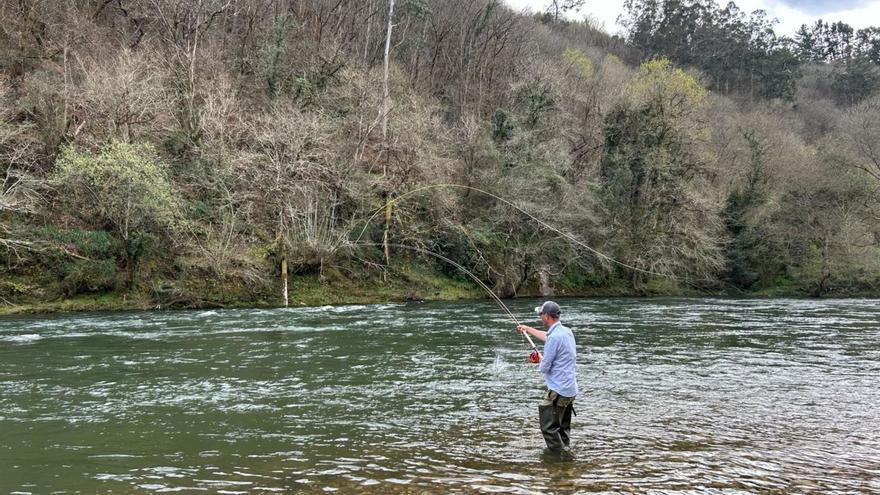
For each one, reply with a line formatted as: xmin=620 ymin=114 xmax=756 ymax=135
xmin=539 ymin=321 xmax=578 ymax=397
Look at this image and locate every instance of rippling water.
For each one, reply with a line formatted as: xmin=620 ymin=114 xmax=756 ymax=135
xmin=1 ymin=298 xmax=879 ymax=494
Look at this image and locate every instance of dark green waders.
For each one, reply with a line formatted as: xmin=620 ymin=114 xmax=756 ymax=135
xmin=539 ymin=390 xmax=575 ymax=456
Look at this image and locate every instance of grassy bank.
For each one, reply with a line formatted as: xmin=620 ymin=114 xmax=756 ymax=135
xmin=0 ymin=263 xmax=485 ymax=316
xmin=6 ymin=261 xmax=871 ymax=317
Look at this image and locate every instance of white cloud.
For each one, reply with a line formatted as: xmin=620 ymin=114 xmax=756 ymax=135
xmin=766 ymin=0 xmax=880 ymax=34
xmin=775 ymin=0 xmax=873 ymax=16
xmin=502 ymin=0 xmax=628 ymax=34
xmin=501 ymin=0 xmax=880 ymax=36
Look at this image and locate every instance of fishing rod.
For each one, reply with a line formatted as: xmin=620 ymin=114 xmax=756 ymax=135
xmin=350 ymin=183 xmax=731 ymax=362
xmin=356 ymin=241 xmax=542 ymax=362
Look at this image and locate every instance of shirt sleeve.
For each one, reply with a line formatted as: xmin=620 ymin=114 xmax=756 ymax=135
xmin=539 ymin=334 xmax=558 ymax=375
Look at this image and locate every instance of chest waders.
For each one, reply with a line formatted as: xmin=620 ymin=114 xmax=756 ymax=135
xmin=539 ymin=391 xmax=575 ymax=456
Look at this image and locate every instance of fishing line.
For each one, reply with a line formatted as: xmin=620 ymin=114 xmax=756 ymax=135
xmin=355 ymin=241 xmax=541 ymax=357
xmin=354 ymin=182 xmax=742 ymax=294
xmin=349 ymin=183 xmax=725 ymax=362
xmin=353 ymin=183 xmax=670 ymax=279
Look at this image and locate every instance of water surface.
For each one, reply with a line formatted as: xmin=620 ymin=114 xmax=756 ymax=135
xmin=1 ymin=298 xmax=879 ymax=493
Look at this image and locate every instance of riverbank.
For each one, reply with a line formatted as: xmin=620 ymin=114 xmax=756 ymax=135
xmin=5 ymin=264 xmax=873 ymax=317
xmin=0 ymin=264 xmax=486 ymax=316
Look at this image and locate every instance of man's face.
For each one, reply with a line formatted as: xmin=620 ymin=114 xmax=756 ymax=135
xmin=539 ymin=313 xmax=551 ymax=327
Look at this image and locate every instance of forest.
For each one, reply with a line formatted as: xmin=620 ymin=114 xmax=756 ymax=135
xmin=1 ymin=0 xmax=879 ymax=312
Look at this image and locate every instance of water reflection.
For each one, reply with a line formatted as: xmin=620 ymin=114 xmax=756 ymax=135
xmin=1 ymin=298 xmax=879 ymax=493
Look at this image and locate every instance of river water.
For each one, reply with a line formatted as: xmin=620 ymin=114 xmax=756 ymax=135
xmin=1 ymin=298 xmax=878 ymax=494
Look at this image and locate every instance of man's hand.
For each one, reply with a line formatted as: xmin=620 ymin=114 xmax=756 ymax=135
xmin=517 ymin=324 xmax=547 ymax=342
xmin=517 ymin=324 xmax=535 ymax=334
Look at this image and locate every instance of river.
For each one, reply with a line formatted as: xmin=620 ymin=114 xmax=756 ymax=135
xmin=1 ymin=298 xmax=879 ymax=494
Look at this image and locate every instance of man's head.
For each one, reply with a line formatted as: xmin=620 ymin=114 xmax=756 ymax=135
xmin=534 ymin=300 xmax=561 ymax=327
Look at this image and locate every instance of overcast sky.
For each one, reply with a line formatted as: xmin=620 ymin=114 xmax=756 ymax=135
xmin=502 ymin=0 xmax=880 ymax=36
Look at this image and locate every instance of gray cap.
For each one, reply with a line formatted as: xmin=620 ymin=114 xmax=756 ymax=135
xmin=534 ymin=301 xmax=561 ymax=317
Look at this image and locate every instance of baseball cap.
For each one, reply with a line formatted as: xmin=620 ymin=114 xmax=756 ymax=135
xmin=534 ymin=301 xmax=561 ymax=317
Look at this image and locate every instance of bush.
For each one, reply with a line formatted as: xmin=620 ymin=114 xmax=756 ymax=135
xmin=36 ymin=227 xmax=121 ymax=258
xmin=17 ymin=228 xmax=122 ymax=296
xmin=54 ymin=141 xmax=180 ymax=285
xmin=60 ymin=259 xmax=118 ymax=296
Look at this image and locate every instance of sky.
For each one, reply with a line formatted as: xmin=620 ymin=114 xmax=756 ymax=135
xmin=502 ymin=0 xmax=880 ymax=36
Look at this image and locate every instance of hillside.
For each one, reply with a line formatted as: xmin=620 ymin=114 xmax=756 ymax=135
xmin=1 ymin=0 xmax=879 ymax=313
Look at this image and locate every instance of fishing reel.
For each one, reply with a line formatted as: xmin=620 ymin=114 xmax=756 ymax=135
xmin=528 ymin=350 xmax=541 ymax=364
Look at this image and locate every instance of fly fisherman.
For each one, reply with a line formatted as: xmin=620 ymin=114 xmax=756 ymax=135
xmin=517 ymin=301 xmax=578 ymax=457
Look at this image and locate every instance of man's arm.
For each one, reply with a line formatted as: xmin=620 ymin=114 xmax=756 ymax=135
xmin=516 ymin=325 xmax=547 ymax=342
xmin=538 ymin=334 xmax=558 ymax=374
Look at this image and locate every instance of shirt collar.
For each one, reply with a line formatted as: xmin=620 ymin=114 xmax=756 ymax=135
xmin=547 ymin=321 xmax=561 ymax=335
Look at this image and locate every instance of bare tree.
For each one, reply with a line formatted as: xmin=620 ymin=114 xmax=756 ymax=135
xmin=546 ymin=0 xmax=585 ymax=23
xmin=842 ymin=94 xmax=880 ymax=183
xmin=246 ymin=104 xmax=352 ymax=304
xmin=148 ymin=0 xmax=235 ymax=146
xmin=79 ymin=48 xmax=170 ymax=143
xmin=0 ymin=86 xmax=41 ymax=257
xmin=380 ymin=0 xmax=395 ymax=275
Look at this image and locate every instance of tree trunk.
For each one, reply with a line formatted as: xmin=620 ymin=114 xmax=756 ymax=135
xmin=276 ymin=223 xmax=288 ymax=306
xmin=363 ymin=0 xmax=373 ymax=64
xmin=813 ymin=235 xmax=832 ymax=298
xmin=381 ymin=0 xmax=395 ymax=278
xmin=381 ymin=0 xmax=394 ymax=156
xmin=281 ymin=257 xmax=289 ymax=306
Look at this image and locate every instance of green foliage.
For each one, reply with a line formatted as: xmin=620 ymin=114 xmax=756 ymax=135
xmin=9 ymin=228 xmax=122 ymax=297
xmin=54 ymin=141 xmax=179 ymax=241
xmin=600 ymin=58 xmax=723 ymax=285
xmin=35 ymin=227 xmax=121 ymax=259
xmin=189 ymin=200 xmax=212 ymax=221
xmin=795 ymin=20 xmax=880 ymax=64
xmin=523 ymin=83 xmax=556 ymax=127
xmin=53 ymin=141 xmax=179 ymax=285
xmin=831 ymin=57 xmax=880 ymax=105
xmin=562 ymin=48 xmax=594 ymax=80
xmin=622 ymin=0 xmax=802 ymax=100
xmin=722 ymin=130 xmax=776 ymax=289
xmin=626 ymin=58 xmax=707 ymax=110
xmin=60 ymin=259 xmax=118 ymax=296
xmin=262 ymin=12 xmax=295 ymax=99
xmin=294 ymin=74 xmax=315 ymax=104
xmin=491 ymin=109 xmax=516 ymax=143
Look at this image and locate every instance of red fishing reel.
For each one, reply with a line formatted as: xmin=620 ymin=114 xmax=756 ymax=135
xmin=528 ymin=350 xmax=541 ymax=364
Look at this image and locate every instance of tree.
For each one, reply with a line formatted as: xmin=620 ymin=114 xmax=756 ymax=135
xmin=79 ymin=49 xmax=169 ymax=143
xmin=599 ymin=59 xmax=724 ymax=287
xmin=841 ymin=94 xmax=880 ymax=184
xmin=621 ymin=0 xmax=801 ymax=100
xmin=0 ymin=85 xmax=41 ymax=258
xmin=546 ymin=0 xmax=585 ymax=23
xmin=243 ymin=103 xmax=356 ymax=303
xmin=147 ymin=0 xmax=236 ymax=149
xmin=722 ymin=129 xmax=770 ymax=289
xmin=771 ymin=150 xmax=876 ymax=296
xmin=381 ymin=0 xmax=396 ymax=275
xmin=855 ymin=26 xmax=880 ymax=64
xmin=831 ymin=56 xmax=880 ymax=106
xmin=54 ymin=141 xmax=180 ymax=285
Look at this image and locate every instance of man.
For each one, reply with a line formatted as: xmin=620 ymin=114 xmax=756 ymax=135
xmin=517 ymin=301 xmax=578 ymax=456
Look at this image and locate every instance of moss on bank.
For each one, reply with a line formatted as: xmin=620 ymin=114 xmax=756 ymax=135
xmin=0 ymin=263 xmax=484 ymax=316
xmin=5 ymin=261 xmax=874 ymax=317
